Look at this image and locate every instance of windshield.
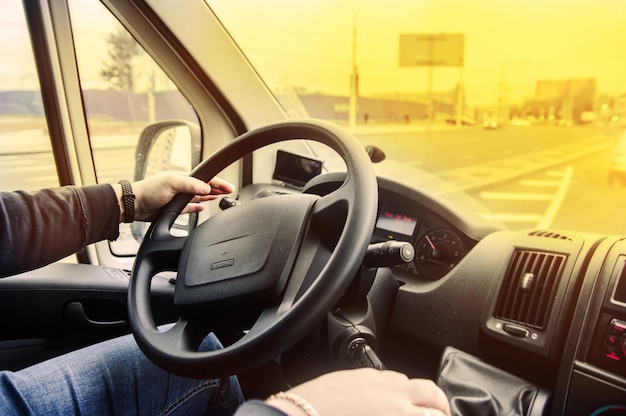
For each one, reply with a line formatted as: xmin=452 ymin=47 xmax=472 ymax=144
xmin=208 ymin=0 xmax=626 ymax=235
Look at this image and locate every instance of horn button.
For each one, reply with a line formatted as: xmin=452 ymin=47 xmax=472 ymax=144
xmin=175 ymin=194 xmax=319 ymax=314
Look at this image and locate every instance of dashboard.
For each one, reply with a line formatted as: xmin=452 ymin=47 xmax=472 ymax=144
xmin=239 ymin=150 xmax=626 ymax=415
xmin=242 ymin=175 xmax=479 ymax=282
xmin=263 ymin=149 xmax=486 ymax=281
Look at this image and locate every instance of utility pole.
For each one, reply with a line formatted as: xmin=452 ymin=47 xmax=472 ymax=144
xmin=348 ymin=10 xmax=358 ymax=132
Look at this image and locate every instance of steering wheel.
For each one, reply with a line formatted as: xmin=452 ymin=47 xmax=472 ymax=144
xmin=128 ymin=119 xmax=378 ymax=378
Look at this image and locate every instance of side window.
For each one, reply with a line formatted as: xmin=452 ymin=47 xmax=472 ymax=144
xmin=68 ymin=0 xmax=201 ymax=255
xmin=0 ymin=0 xmax=58 ymax=192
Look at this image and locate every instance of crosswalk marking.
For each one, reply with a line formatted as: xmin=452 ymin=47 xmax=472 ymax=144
xmin=480 ymin=192 xmax=552 ymax=201
xmin=477 ymin=165 xmax=574 ymax=229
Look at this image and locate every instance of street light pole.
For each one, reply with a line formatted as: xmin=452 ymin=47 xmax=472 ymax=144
xmin=348 ymin=10 xmax=358 ymax=132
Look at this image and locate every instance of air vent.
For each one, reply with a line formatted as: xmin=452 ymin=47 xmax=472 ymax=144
xmin=528 ymin=230 xmax=573 ymax=241
xmin=494 ymin=250 xmax=566 ymax=330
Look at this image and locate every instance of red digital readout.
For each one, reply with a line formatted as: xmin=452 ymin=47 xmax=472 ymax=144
xmin=376 ymin=209 xmax=417 ymax=236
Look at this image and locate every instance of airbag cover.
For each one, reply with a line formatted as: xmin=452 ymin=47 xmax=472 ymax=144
xmin=175 ymin=194 xmax=319 ymax=310
xmin=185 ymin=232 xmax=273 ymax=286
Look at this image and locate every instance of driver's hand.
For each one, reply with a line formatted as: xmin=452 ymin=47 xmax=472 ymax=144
xmin=115 ymin=174 xmax=235 ymax=222
xmin=265 ymin=368 xmax=451 ymax=416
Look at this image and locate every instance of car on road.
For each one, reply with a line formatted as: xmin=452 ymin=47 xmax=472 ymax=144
xmin=1 ymin=1 xmax=626 ymax=415
xmin=511 ymin=117 xmax=532 ymax=127
xmin=445 ymin=116 xmax=476 ymax=126
xmin=482 ymin=119 xmax=500 ymax=129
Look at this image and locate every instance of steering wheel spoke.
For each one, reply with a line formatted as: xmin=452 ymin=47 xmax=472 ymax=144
xmin=142 ymin=234 xmax=187 ymax=256
xmin=157 ymin=319 xmax=206 ymax=353
xmin=311 ymin=185 xmax=354 ymax=248
xmin=132 ymin=232 xmax=187 ymax=286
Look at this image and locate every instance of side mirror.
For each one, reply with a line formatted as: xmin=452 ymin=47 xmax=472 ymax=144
xmin=134 ymin=119 xmax=201 ymax=181
xmin=110 ymin=120 xmax=202 ymax=256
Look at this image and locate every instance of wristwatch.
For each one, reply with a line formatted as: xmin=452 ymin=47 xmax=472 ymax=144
xmin=118 ymin=180 xmax=135 ymax=223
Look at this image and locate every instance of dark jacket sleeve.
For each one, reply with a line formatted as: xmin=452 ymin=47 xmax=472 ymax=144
xmin=0 ymin=184 xmax=120 ymax=277
xmin=234 ymin=400 xmax=288 ymax=416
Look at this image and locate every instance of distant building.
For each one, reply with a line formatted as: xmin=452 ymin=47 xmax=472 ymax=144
xmin=296 ymin=91 xmax=455 ymax=124
xmin=534 ymin=78 xmax=596 ymax=123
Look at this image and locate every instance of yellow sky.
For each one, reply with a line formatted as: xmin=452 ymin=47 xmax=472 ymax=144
xmin=209 ymin=0 xmax=626 ymax=106
xmin=2 ymin=0 xmax=625 ymax=108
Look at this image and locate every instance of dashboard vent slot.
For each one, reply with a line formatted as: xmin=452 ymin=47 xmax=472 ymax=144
xmin=527 ymin=230 xmax=573 ymax=241
xmin=494 ymin=250 xmax=566 ymax=330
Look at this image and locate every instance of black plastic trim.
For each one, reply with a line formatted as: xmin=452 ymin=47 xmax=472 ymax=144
xmin=22 ymin=1 xmax=73 ymax=186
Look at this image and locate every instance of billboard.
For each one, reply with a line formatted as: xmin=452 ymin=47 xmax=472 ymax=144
xmin=398 ymin=33 xmax=465 ymax=67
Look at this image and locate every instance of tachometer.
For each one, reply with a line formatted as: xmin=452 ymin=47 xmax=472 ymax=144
xmin=415 ymin=227 xmax=466 ymax=280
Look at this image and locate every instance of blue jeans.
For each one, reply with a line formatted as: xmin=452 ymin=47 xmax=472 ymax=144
xmin=0 ymin=332 xmax=243 ymax=415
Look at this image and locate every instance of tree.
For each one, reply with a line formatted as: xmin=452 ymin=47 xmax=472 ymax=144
xmin=100 ymin=28 xmax=140 ymax=91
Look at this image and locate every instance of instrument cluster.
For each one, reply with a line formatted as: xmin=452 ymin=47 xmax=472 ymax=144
xmin=372 ymin=197 xmax=474 ymax=280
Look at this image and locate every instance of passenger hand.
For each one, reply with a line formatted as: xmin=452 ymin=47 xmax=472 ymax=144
xmin=265 ymin=368 xmax=451 ymax=416
xmin=116 ymin=174 xmax=235 ymax=222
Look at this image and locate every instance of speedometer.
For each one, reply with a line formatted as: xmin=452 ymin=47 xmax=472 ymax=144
xmin=415 ymin=228 xmax=466 ymax=280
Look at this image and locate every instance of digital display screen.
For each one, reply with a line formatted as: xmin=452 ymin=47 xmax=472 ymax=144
xmin=273 ymin=150 xmax=323 ymax=187
xmin=376 ymin=202 xmax=418 ymax=237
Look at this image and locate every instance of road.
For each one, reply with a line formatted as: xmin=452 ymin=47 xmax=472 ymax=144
xmin=353 ymin=124 xmax=626 ymax=235
xmin=2 ymin=123 xmax=626 ymax=236
xmin=0 ymin=131 xmax=136 ymax=191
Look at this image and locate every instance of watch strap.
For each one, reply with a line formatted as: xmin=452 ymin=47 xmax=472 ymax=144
xmin=118 ymin=180 xmax=135 ymax=223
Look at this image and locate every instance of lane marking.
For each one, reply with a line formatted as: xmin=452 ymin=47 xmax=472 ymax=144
xmin=519 ymin=179 xmax=561 ymax=187
xmin=480 ymin=192 xmax=552 ymax=201
xmin=538 ymin=165 xmax=574 ymax=228
xmin=481 ymin=213 xmax=543 ymax=223
xmin=477 ymin=167 xmax=572 ymax=228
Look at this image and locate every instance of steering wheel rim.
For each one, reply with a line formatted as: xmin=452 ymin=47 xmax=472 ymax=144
xmin=128 ymin=119 xmax=378 ymax=378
